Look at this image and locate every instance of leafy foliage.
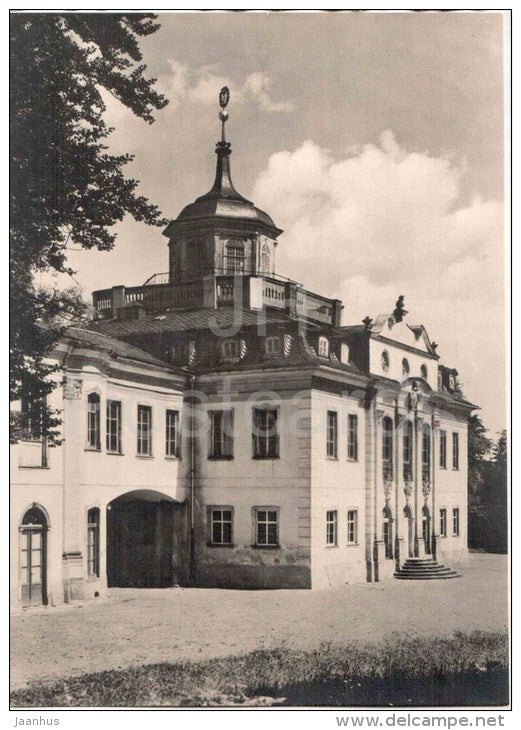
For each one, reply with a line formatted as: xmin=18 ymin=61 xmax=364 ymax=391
xmin=10 ymin=13 xmax=168 ymax=443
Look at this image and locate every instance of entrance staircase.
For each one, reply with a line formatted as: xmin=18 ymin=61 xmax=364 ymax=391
xmin=394 ymin=557 xmax=460 ymax=580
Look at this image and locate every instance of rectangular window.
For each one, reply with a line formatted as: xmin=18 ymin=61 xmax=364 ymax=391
xmin=254 ymin=507 xmax=279 ymax=546
xmin=326 ymin=510 xmax=338 ymax=546
xmin=440 ymin=430 xmax=447 ymax=469
xmin=208 ymin=410 xmax=234 ymax=459
xmin=452 ymin=508 xmax=460 ymax=536
xmin=326 ymin=411 xmax=338 ymax=459
xmin=440 ymin=508 xmax=447 ymax=537
xmin=210 ymin=508 xmax=233 ymax=545
xmin=106 ymin=400 xmax=122 ymax=453
xmin=166 ymin=410 xmax=180 ymax=458
xmin=137 ymin=405 xmax=152 ymax=456
xmin=347 ymin=414 xmax=358 ymax=461
xmin=452 ymin=432 xmax=459 ymax=470
xmin=87 ymin=508 xmax=100 ymax=577
xmin=252 ymin=408 xmax=279 ymax=459
xmin=87 ymin=394 xmax=101 ymax=450
xmin=347 ymin=509 xmax=358 ymax=544
xmin=403 ymin=422 xmax=413 ymax=480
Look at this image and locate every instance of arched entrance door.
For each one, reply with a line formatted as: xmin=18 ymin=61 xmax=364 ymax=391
xmin=106 ymin=490 xmax=180 ymax=588
xmin=422 ymin=505 xmax=432 ymax=555
xmin=20 ymin=505 xmax=48 ymax=607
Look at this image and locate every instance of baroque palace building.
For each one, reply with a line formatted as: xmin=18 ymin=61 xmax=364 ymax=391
xmin=10 ymin=93 xmax=475 ymax=610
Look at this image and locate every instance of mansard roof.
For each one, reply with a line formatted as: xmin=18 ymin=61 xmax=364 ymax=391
xmin=64 ymin=327 xmax=177 ymax=370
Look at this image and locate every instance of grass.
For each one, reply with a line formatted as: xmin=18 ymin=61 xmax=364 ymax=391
xmin=11 ymin=630 xmax=509 ymax=708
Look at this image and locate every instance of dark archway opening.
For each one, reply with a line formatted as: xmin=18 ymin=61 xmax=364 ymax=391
xmin=107 ymin=492 xmax=175 ymax=588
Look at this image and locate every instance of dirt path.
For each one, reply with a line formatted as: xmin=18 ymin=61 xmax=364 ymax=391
xmin=10 ymin=554 xmax=508 ymax=690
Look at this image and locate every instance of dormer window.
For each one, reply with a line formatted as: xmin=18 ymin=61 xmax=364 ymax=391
xmin=221 ymin=339 xmax=239 ymax=360
xmin=402 ymin=358 xmax=410 ymax=376
xmin=438 ymin=371 xmax=443 ymax=390
xmin=340 ymin=342 xmax=350 ymax=364
xmin=449 ymin=374 xmax=455 ymax=390
xmin=420 ymin=364 xmax=428 ymax=380
xmin=265 ymin=336 xmax=281 ymax=355
xmin=318 ymin=336 xmax=329 ymax=358
xmin=381 ymin=350 xmax=390 ymax=373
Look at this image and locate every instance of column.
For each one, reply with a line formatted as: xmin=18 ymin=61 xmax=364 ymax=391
xmin=373 ymin=407 xmax=386 ymax=580
xmin=62 ymin=376 xmax=86 ymax=602
xmin=431 ymin=417 xmax=440 ymax=560
xmin=394 ymin=412 xmax=405 ymax=566
xmin=414 ymin=413 xmax=426 ymax=557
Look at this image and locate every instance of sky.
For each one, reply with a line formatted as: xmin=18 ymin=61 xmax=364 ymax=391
xmin=57 ymin=11 xmax=507 ymax=437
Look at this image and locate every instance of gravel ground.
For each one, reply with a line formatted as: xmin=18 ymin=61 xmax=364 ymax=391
xmin=10 ymin=553 xmax=508 ymax=691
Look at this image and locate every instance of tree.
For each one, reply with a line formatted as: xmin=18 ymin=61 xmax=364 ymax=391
xmin=467 ymin=414 xmax=493 ymax=549
xmin=10 ymin=13 xmax=168 ymax=443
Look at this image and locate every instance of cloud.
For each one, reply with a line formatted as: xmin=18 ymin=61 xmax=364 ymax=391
xmin=156 ymin=59 xmax=293 ymax=113
xmin=252 ymin=132 xmax=505 ymax=431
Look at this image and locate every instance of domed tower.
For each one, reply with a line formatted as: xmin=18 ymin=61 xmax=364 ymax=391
xmin=162 ymin=87 xmax=283 ymax=288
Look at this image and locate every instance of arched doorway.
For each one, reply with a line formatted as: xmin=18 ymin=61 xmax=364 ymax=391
xmin=382 ymin=504 xmax=394 ymax=559
xmin=422 ymin=505 xmax=432 ymax=555
xmin=403 ymin=504 xmax=414 ymax=558
xmin=20 ymin=505 xmax=48 ymax=607
xmin=106 ymin=490 xmax=180 ymax=588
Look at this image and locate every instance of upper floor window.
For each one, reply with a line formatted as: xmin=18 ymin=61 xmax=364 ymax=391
xmin=318 ymin=336 xmax=329 ymax=358
xmin=225 ymin=241 xmax=245 ymax=274
xmin=87 ymin=507 xmax=100 ymax=577
xmin=403 ymin=420 xmax=413 ymax=480
xmin=382 ymin=416 xmax=393 ymax=477
xmin=381 ymin=350 xmax=390 ymax=373
xmin=166 ymin=409 xmax=181 ymax=458
xmin=87 ymin=392 xmax=101 ymax=450
xmin=326 ymin=411 xmax=338 ymax=459
xmin=422 ymin=424 xmax=431 ymax=478
xmin=20 ymin=383 xmax=43 ymax=442
xmin=221 ymin=339 xmax=239 ymax=360
xmin=347 ymin=414 xmax=358 ymax=461
xmin=137 ymin=405 xmax=152 ymax=456
xmin=265 ymin=336 xmax=281 ymax=355
xmin=402 ymin=358 xmax=410 ymax=376
xmin=326 ymin=510 xmax=338 ymax=546
xmin=420 ymin=363 xmax=428 ymax=380
xmin=440 ymin=430 xmax=447 ymax=469
xmin=340 ymin=343 xmax=350 ymax=364
xmin=252 ymin=407 xmax=279 ymax=459
xmin=106 ymin=400 xmax=122 ymax=454
xmin=452 ymin=432 xmax=460 ymax=470
xmin=209 ymin=410 xmax=234 ymax=459
xmin=449 ymin=374 xmax=455 ymax=390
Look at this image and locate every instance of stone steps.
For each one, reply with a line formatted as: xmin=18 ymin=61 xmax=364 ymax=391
xmin=394 ymin=558 xmax=460 ymax=580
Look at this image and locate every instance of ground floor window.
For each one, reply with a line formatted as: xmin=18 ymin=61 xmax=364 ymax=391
xmin=326 ymin=510 xmax=338 ymax=546
xmin=209 ymin=507 xmax=233 ymax=545
xmin=440 ymin=508 xmax=447 ymax=537
xmin=87 ymin=507 xmax=100 ymax=577
xmin=347 ymin=509 xmax=358 ymax=544
xmin=452 ymin=507 xmax=460 ymax=536
xmin=254 ymin=507 xmax=279 ymax=546
xmin=422 ymin=506 xmax=431 ymax=554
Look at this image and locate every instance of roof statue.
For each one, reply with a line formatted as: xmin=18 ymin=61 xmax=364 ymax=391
xmin=393 ymin=295 xmax=408 ymax=323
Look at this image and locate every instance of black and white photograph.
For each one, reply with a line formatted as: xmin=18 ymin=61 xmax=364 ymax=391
xmin=8 ymin=7 xmax=510 ymax=715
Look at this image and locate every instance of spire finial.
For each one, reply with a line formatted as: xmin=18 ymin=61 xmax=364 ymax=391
xmin=218 ymin=86 xmax=230 ymax=143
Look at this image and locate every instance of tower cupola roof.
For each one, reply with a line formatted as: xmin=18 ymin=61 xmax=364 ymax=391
xmin=164 ymin=87 xmax=282 ymax=239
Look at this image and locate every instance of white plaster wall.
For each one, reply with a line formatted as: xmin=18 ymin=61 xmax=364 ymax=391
xmin=310 ymin=389 xmax=367 ymax=589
